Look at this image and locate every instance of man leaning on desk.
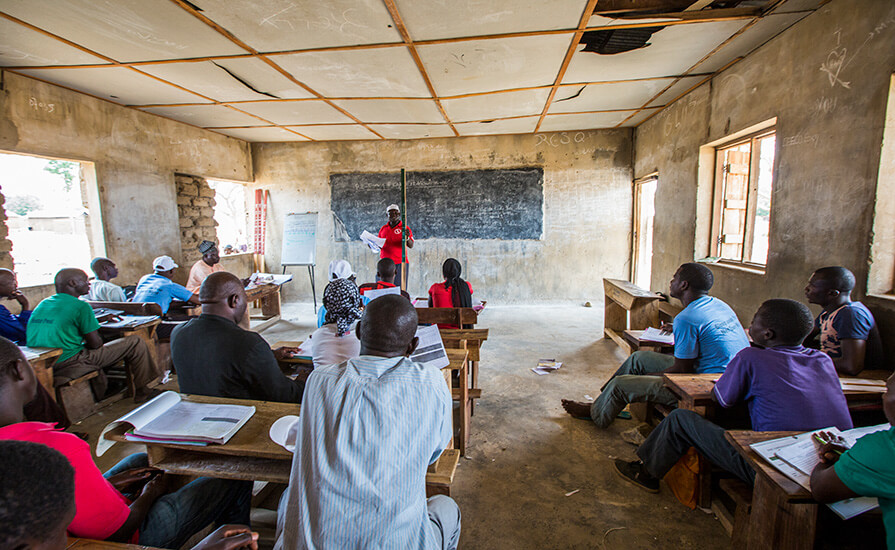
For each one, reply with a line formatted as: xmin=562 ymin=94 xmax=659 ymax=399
xmin=171 ymin=272 xmax=303 ymax=403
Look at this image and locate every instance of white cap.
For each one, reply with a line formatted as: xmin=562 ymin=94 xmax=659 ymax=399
xmin=387 ymin=204 xmax=400 ymax=213
xmin=153 ymin=255 xmax=178 ymax=272
xmin=328 ymin=259 xmax=355 ymax=281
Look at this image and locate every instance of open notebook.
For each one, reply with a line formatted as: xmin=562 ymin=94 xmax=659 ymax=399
xmin=96 ymin=391 xmax=254 ymax=456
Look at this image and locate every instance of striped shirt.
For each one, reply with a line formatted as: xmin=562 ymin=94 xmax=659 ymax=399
xmin=275 ymin=355 xmax=452 ymax=550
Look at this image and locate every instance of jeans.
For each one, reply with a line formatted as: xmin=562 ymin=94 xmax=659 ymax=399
xmin=590 ymin=351 xmax=678 ymax=428
xmin=428 ymin=495 xmax=462 ymax=550
xmin=104 ymin=453 xmax=252 ymax=549
xmin=636 ymin=409 xmax=756 ymax=484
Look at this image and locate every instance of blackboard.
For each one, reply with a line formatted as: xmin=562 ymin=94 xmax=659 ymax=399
xmin=330 ymin=168 xmax=543 ymax=241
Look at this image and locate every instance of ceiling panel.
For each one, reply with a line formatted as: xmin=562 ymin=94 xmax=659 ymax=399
xmin=644 ymin=75 xmax=706 ymax=108
xmin=0 ymin=17 xmax=108 ymax=67
xmin=549 ymin=79 xmax=674 ymax=114
xmin=539 ymin=110 xmax=638 ymax=131
xmin=213 ymin=58 xmax=315 ymax=100
xmin=695 ymin=13 xmax=807 ymax=74
xmin=442 ymin=88 xmax=551 ymax=123
xmin=140 ymin=61 xmax=284 ymax=103
xmin=15 ymin=66 xmax=208 ymax=105
xmin=291 ymin=124 xmax=378 ymax=141
xmin=419 ymin=34 xmax=571 ymax=96
xmin=235 ymin=100 xmax=354 ymax=125
xmin=0 ymin=0 xmax=246 ymax=62
xmin=563 ymin=20 xmax=750 ymax=83
xmin=190 ymin=0 xmax=402 ymax=52
xmin=367 ymin=124 xmax=455 ymax=140
xmin=213 ymin=126 xmax=309 ymax=142
xmin=332 ymin=99 xmax=445 ymax=123
xmin=455 ymin=117 xmax=539 ymax=136
xmin=586 ymin=15 xmax=682 ymax=28
xmin=141 ymin=104 xmax=265 ymax=128
xmin=397 ymin=0 xmax=587 ymax=41
xmin=774 ymin=0 xmax=828 ymax=13
xmin=274 ymin=47 xmax=430 ymax=98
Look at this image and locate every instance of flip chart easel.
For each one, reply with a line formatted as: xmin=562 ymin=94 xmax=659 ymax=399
xmin=281 ymin=212 xmax=318 ymax=312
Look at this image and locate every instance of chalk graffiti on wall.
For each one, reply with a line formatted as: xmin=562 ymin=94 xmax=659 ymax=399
xmin=29 ymin=97 xmax=55 ymax=114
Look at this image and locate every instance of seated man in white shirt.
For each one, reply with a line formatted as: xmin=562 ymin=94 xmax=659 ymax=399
xmin=275 ymin=294 xmax=461 ymax=550
xmin=87 ymin=258 xmax=126 ymax=302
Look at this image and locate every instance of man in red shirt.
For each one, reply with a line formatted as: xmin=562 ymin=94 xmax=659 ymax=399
xmin=378 ymin=204 xmax=413 ymax=288
xmin=359 ymin=258 xmax=411 ymax=299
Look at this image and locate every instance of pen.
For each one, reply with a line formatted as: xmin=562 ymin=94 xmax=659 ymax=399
xmin=813 ymin=433 xmax=844 ymax=454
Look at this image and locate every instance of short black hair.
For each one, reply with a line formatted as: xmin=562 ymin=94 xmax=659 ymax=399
xmin=813 ymin=266 xmax=856 ymax=293
xmin=376 ymin=258 xmax=396 ymax=278
xmin=677 ymin=263 xmax=714 ymax=292
xmin=89 ymin=257 xmax=111 ymax=276
xmin=756 ymin=299 xmax=814 ymax=345
xmin=0 ymin=440 xmax=75 ymax=547
xmin=0 ymin=336 xmax=23 ymax=389
xmin=359 ymin=294 xmax=418 ymax=353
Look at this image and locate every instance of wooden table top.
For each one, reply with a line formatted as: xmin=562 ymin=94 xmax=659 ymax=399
xmin=724 ymin=430 xmax=813 ymax=501
xmin=445 ymin=349 xmax=468 ymax=371
xmin=19 ymin=345 xmax=63 ymax=362
xmin=246 ymin=283 xmax=280 ymax=300
xmin=67 ymin=537 xmax=159 ymax=549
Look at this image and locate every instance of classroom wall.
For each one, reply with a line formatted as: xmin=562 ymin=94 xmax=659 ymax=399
xmin=634 ymin=0 xmax=895 ymax=356
xmin=0 ymin=72 xmax=252 ymax=287
xmin=252 ymin=130 xmax=633 ymax=303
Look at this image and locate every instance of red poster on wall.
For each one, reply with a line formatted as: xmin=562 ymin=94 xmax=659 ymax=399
xmin=253 ymin=189 xmax=268 ymax=254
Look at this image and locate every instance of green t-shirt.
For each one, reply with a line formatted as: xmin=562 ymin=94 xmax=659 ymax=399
xmin=26 ymin=293 xmax=101 ymax=362
xmin=835 ymin=426 xmax=895 ymax=549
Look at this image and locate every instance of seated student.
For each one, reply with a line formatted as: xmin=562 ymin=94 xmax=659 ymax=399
xmin=0 ymin=339 xmax=252 ymax=548
xmin=308 ymin=278 xmax=362 ymax=369
xmin=87 ymin=257 xmax=127 ymax=302
xmin=316 ymin=259 xmax=356 ymax=328
xmin=562 ymin=263 xmax=749 ymax=429
xmin=27 ymin=269 xmax=160 ymax=403
xmin=275 ymin=295 xmax=460 ymax=550
xmin=187 ymin=240 xmax=226 ymax=293
xmin=359 ymin=258 xmax=411 ymax=301
xmin=427 ymin=258 xmax=473 ymax=329
xmin=805 ymin=266 xmax=883 ymax=375
xmin=133 ymin=255 xmax=200 ymax=315
xmin=614 ymin=299 xmax=853 ymax=492
xmin=811 ymin=373 xmax=895 ymax=548
xmin=0 ymin=440 xmax=260 ymax=550
xmin=172 ymin=272 xmax=304 ymax=403
xmin=0 ymin=267 xmax=31 ymax=344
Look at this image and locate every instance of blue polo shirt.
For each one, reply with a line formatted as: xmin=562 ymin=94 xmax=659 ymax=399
xmin=673 ymin=295 xmax=749 ymax=373
xmin=132 ymin=273 xmax=193 ymax=314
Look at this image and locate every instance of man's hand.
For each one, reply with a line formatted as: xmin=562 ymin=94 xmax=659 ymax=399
xmin=814 ymin=431 xmax=849 ymax=464
xmin=659 ymin=321 xmax=673 ymax=335
xmin=140 ymin=472 xmax=169 ymax=500
xmin=193 ymin=525 xmax=259 ymax=550
xmin=106 ymin=467 xmax=162 ymax=493
xmin=7 ymin=290 xmax=28 ymax=310
xmin=274 ymin=346 xmax=301 ymax=361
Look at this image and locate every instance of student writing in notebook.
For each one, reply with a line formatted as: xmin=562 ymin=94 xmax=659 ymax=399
xmin=427 ymin=258 xmax=473 ymax=329
xmin=0 ymin=336 xmax=252 ymax=547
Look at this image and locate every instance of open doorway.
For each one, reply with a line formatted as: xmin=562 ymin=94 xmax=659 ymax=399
xmin=632 ymin=174 xmax=658 ymax=290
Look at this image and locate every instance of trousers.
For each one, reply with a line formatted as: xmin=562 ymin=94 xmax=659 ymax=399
xmin=590 ymin=351 xmax=678 ymax=428
xmin=53 ymin=335 xmax=159 ymax=396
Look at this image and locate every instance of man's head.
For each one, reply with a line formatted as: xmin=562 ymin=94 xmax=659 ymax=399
xmin=0 ymin=336 xmax=36 ymax=422
xmin=54 ymin=268 xmax=90 ymax=297
xmin=90 ymin=257 xmax=118 ymax=281
xmin=0 ymin=440 xmax=76 ymax=550
xmin=152 ymin=255 xmax=179 ymax=280
xmin=199 ymin=272 xmax=248 ymax=324
xmin=387 ymin=204 xmax=400 ymax=226
xmin=669 ymin=263 xmax=713 ymax=299
xmin=805 ymin=266 xmax=856 ymax=306
xmin=376 ymin=258 xmax=397 ymax=284
xmin=199 ymin=240 xmax=220 ymax=266
xmin=356 ymin=294 xmax=418 ymax=357
xmin=749 ymin=299 xmax=815 ymax=347
xmin=0 ymin=268 xmax=18 ymax=297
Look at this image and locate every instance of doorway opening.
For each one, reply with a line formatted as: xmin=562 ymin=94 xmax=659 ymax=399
xmin=632 ymin=174 xmax=658 ymax=290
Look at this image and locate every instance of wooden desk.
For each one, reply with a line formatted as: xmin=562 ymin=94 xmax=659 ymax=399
xmin=416 ymin=307 xmax=478 ymax=328
xmin=244 ymin=283 xmax=282 ymax=332
xmin=103 ymin=394 xmax=460 ymax=496
xmin=439 ymin=328 xmax=488 ymax=394
xmin=67 ymin=537 xmax=162 ymax=549
xmin=603 ymin=278 xmax=662 ymax=354
xmin=725 ymin=430 xmax=816 ymax=550
xmin=445 ymin=349 xmax=471 ymax=456
xmin=623 ymin=329 xmax=673 ymax=354
xmin=100 ymin=317 xmax=163 ymax=372
xmin=20 ymin=346 xmax=63 ymax=400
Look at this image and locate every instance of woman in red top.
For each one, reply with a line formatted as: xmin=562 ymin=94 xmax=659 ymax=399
xmin=428 ymin=258 xmax=473 ymax=329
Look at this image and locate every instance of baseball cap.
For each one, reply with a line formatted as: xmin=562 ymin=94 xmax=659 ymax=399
xmin=387 ymin=204 xmax=400 ymax=213
xmin=153 ymin=255 xmax=179 ymax=272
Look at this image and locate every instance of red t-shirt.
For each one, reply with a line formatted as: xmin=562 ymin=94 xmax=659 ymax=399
xmin=359 ymin=281 xmax=396 ymax=295
xmin=428 ymin=281 xmax=474 ymax=329
xmin=378 ymin=222 xmax=413 ymax=264
xmin=0 ymin=422 xmax=133 ymax=541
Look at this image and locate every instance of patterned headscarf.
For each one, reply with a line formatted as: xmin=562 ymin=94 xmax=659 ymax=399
xmin=323 ymin=278 xmax=362 ymax=336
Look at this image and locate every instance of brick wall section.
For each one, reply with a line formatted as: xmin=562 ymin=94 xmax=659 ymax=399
xmin=0 ymin=191 xmax=13 ymax=269
xmin=176 ymin=174 xmax=217 ymax=267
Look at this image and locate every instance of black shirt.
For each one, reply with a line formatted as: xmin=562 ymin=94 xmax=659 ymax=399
xmin=171 ymin=313 xmax=303 ymax=403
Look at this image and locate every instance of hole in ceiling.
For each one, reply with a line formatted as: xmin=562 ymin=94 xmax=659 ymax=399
xmin=212 ymin=62 xmax=279 ymax=99
xmin=555 ymin=86 xmax=586 ymax=103
xmin=181 ymin=0 xmax=203 ymax=11
xmin=580 ymin=26 xmax=664 ymax=55
xmin=109 ymin=95 xmax=119 ymax=99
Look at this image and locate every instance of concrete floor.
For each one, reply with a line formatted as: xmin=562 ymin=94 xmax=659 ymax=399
xmin=77 ymin=304 xmax=730 ymax=549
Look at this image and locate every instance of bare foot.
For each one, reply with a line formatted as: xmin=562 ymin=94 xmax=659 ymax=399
xmin=561 ymin=399 xmax=593 ymax=419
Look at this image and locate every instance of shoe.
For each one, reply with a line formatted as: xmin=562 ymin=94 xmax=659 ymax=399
xmin=614 ymin=459 xmax=659 ymax=493
xmin=620 ymin=423 xmax=652 ymax=446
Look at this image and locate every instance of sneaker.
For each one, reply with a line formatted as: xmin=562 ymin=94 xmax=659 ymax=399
xmin=614 ymin=459 xmax=659 ymax=493
xmin=620 ymin=423 xmax=652 ymax=446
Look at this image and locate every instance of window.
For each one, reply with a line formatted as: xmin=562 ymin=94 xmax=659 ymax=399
xmin=208 ymin=179 xmax=250 ymax=254
xmin=632 ymin=174 xmax=657 ymax=289
xmin=868 ymin=74 xmax=895 ymax=297
xmin=710 ymin=130 xmax=776 ymax=266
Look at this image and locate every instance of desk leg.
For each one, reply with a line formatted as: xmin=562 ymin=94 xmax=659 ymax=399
xmin=604 ymin=300 xmax=627 ymax=338
xmin=458 ymin=360 xmax=469 ymax=456
xmin=31 ymin=358 xmax=57 ymax=402
xmin=747 ymin=475 xmax=817 ymax=550
xmin=261 ymin=289 xmax=281 ymax=318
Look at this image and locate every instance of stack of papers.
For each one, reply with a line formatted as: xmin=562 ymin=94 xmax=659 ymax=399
xmin=640 ymin=327 xmax=674 ymax=345
xmin=409 ymin=325 xmax=450 ymax=370
xmin=102 ymin=314 xmax=159 ymax=328
xmin=363 ymin=286 xmax=401 ymax=302
xmin=361 ymin=230 xmax=386 ymax=253
xmin=532 ymin=359 xmax=562 ymax=376
xmin=248 ymin=273 xmax=293 ymax=288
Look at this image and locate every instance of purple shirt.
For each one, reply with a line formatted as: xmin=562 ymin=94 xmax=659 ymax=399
xmin=712 ymin=345 xmax=853 ymax=432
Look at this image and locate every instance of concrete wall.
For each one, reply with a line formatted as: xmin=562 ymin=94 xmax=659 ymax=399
xmin=252 ymin=130 xmax=633 ymax=303
xmin=0 ymin=72 xmax=252 ymax=287
xmin=634 ymin=0 xmax=895 ymax=354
